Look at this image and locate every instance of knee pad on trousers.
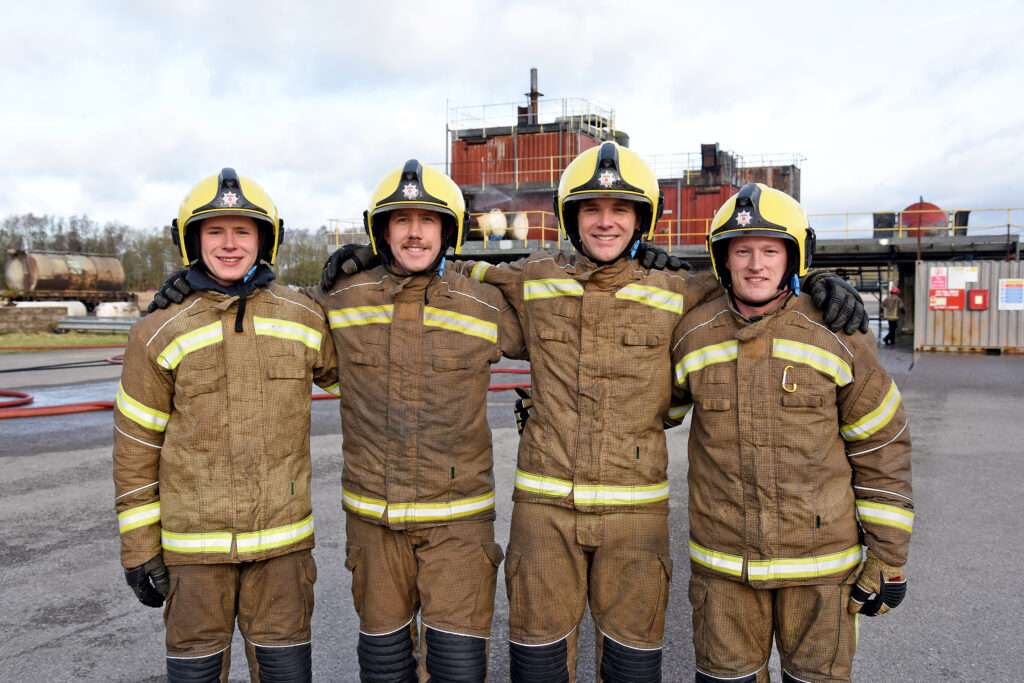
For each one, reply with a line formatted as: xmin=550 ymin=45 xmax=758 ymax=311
xmin=357 ymin=626 xmax=417 ymax=683
xmin=695 ymin=671 xmax=757 ymax=683
xmin=509 ymin=638 xmax=570 ymax=683
xmin=166 ymin=651 xmax=224 ymax=683
xmin=600 ymin=636 xmax=662 ymax=683
xmin=424 ymin=627 xmax=487 ymax=682
xmin=253 ymin=642 xmax=311 ymax=682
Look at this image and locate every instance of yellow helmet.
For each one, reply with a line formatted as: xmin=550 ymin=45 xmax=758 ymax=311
xmin=172 ymin=168 xmax=282 ymax=267
xmin=555 ymin=141 xmax=663 ymax=259
xmin=707 ymin=183 xmax=815 ymax=292
xmin=364 ymin=160 xmax=467 ymax=272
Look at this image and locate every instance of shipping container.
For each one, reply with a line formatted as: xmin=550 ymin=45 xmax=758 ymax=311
xmin=914 ymin=260 xmax=1024 ymax=353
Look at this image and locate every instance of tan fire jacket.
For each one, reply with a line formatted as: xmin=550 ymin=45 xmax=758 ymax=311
xmin=113 ymin=285 xmax=339 ymax=568
xmin=883 ymin=293 xmax=904 ymax=321
xmin=307 ymin=266 xmax=525 ymax=529
xmin=461 ymin=252 xmax=720 ymax=514
xmin=673 ymin=292 xmax=913 ymax=589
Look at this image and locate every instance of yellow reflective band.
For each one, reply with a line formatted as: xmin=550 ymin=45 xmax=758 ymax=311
xmin=856 ymin=500 xmax=914 ymax=533
xmin=675 ymin=340 xmax=738 ymax=385
xmin=772 ymin=339 xmax=853 ymax=387
xmin=321 ymin=383 xmax=341 ymax=397
xmin=328 ymin=305 xmax=394 ymax=329
xmin=237 ymin=515 xmax=314 ymax=554
xmin=423 ymin=307 xmax=498 ymax=343
xmin=470 ymin=262 xmax=491 ymax=282
xmin=514 ymin=469 xmax=573 ymax=497
xmin=388 ymin=491 xmax=496 ymax=524
xmin=157 ymin=321 xmax=223 ymax=370
xmin=689 ymin=538 xmax=744 ymax=577
xmin=574 ymin=481 xmax=670 ymax=506
xmin=342 ymin=488 xmax=387 ymax=519
xmin=523 ymin=278 xmax=584 ymax=300
xmin=842 ymin=380 xmax=901 ymax=442
xmin=118 ymin=502 xmax=160 ymax=533
xmin=253 ymin=317 xmax=322 ymax=351
xmin=668 ymin=403 xmax=693 ymax=421
xmin=748 ymin=545 xmax=863 ymax=581
xmin=615 ymin=284 xmax=684 ymax=315
xmin=116 ymin=382 xmax=169 ymax=432
xmin=161 ymin=530 xmax=233 ymax=554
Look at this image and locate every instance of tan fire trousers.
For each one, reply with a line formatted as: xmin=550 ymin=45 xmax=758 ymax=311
xmin=505 ymin=502 xmax=672 ymax=678
xmin=163 ymin=549 xmax=317 ymax=683
xmin=344 ymin=513 xmax=504 ymax=637
xmin=689 ymin=572 xmax=858 ymax=682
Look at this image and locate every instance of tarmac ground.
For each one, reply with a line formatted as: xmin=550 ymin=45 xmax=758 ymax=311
xmin=1 ymin=334 xmax=1022 ymax=681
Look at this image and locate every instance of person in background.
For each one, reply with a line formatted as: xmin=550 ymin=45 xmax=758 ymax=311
xmin=673 ymin=183 xmax=913 ymax=683
xmin=113 ymin=168 xmax=338 ymax=682
xmin=882 ymin=285 xmax=905 ymax=345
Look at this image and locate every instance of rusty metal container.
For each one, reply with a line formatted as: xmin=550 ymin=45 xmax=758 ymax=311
xmin=4 ymin=250 xmax=126 ymax=293
xmin=914 ymin=260 xmax=1024 ymax=353
xmin=452 ymin=131 xmax=601 ymax=188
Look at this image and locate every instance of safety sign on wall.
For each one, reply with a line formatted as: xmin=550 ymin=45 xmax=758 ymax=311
xmin=929 ymin=289 xmax=965 ymax=310
xmin=998 ymin=279 xmax=1024 ymax=311
xmin=930 ymin=266 xmax=978 ymax=290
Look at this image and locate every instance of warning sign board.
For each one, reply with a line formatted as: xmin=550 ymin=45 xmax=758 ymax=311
xmin=929 ymin=289 xmax=965 ymax=310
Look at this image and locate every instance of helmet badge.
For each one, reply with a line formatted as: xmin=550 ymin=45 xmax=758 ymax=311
xmin=736 ymin=210 xmax=753 ymax=227
xmin=598 ymin=170 xmax=617 ymax=188
xmin=220 ymin=191 xmax=239 ymax=207
xmin=402 ymin=183 xmax=420 ymax=199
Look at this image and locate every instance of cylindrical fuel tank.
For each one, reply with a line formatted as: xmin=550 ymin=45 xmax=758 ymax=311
xmin=4 ymin=251 xmax=126 ymax=293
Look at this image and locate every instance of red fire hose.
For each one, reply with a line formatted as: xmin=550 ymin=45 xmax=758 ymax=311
xmin=1 ymin=368 xmax=530 ymax=419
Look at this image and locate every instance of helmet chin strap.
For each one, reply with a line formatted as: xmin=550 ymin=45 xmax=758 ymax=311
xmin=580 ymin=230 xmax=642 ymax=265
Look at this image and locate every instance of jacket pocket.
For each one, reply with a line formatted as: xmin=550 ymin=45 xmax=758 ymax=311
xmin=433 ymin=356 xmax=471 ymax=371
xmin=268 ymin=358 xmax=307 ymax=380
xmin=782 ymin=394 xmax=825 ymax=408
xmin=181 ymin=381 xmax=218 ymax=398
xmin=348 ymin=353 xmax=381 ymax=367
xmin=538 ymin=328 xmax=569 ymax=343
xmin=700 ymin=398 xmax=731 ymax=411
xmin=622 ymin=333 xmax=662 ymax=347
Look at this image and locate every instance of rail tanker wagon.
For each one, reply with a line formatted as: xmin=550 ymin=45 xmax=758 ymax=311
xmin=3 ymin=250 xmax=134 ymax=309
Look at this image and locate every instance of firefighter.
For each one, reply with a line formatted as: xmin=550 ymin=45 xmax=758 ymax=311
xmin=319 ymin=143 xmax=872 ymax=682
xmin=113 ymin=169 xmax=339 ymax=682
xmin=882 ymin=285 xmax=905 ymax=345
xmin=308 ymin=160 xmax=526 ymax=682
xmin=673 ymin=183 xmax=914 ymax=682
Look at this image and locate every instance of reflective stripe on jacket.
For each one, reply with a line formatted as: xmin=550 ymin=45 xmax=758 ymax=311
xmin=308 ymin=266 xmax=525 ymax=529
xmin=673 ymin=293 xmax=913 ymax=588
xmin=464 ymin=252 xmax=719 ymax=514
xmin=113 ymin=285 xmax=338 ymax=568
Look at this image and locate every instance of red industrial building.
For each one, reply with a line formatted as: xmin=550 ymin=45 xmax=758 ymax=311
xmin=447 ymin=69 xmax=803 ymax=248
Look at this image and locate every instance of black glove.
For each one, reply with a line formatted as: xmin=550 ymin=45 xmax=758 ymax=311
xmin=320 ymin=244 xmax=377 ymax=290
xmin=513 ymin=387 xmax=532 ymax=436
xmin=634 ymin=242 xmax=691 ymax=271
xmin=125 ymin=554 xmax=170 ymax=608
xmin=804 ymin=270 xmax=870 ymax=335
xmin=145 ymin=269 xmax=191 ymax=314
xmin=848 ymin=550 xmax=907 ymax=617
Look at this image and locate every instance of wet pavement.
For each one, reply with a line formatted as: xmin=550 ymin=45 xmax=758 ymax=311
xmin=1 ymin=343 xmax=1022 ymax=681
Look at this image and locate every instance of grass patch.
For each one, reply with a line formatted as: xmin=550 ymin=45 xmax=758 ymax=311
xmin=0 ymin=331 xmax=129 ymax=352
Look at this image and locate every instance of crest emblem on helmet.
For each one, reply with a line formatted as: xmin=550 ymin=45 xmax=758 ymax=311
xmin=598 ymin=171 xmax=616 ymax=188
xmin=402 ymin=183 xmax=419 ymax=199
xmin=220 ymin=191 xmax=239 ymax=207
xmin=736 ymin=210 xmax=753 ymax=227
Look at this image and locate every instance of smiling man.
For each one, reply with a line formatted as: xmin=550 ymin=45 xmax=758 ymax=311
xmin=308 ymin=160 xmax=526 ymax=682
xmin=113 ymin=168 xmax=338 ymax=682
xmin=673 ymin=184 xmax=914 ymax=683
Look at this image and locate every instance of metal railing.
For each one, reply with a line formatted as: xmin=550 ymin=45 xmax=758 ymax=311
xmin=56 ymin=317 xmax=137 ymax=333
xmin=449 ymin=97 xmax=616 ymax=136
xmin=807 ymin=207 xmax=1024 ymax=240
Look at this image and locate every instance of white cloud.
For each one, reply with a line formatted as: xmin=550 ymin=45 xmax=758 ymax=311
xmin=1 ymin=0 xmax=1022 ymax=235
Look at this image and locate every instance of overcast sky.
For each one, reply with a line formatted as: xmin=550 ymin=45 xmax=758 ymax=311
xmin=2 ymin=1 xmax=1021 ymax=238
